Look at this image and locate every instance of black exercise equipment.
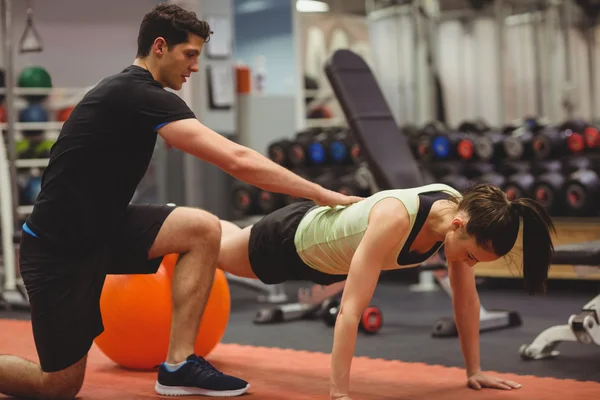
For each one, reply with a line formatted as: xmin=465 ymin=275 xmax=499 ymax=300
xmin=502 ymin=160 xmax=566 ymax=201
xmin=231 ymin=181 xmax=260 ymax=216
xmin=520 ymin=240 xmax=600 ymax=360
xmin=473 ymin=128 xmax=506 ymax=162
xmin=308 ymin=127 xmax=358 ymax=166
xmin=430 ymin=131 xmax=478 ymax=161
xmin=563 ymin=155 xmax=600 ymax=216
xmin=457 ymin=119 xmax=490 ymax=135
xmin=267 ymin=138 xmax=292 ymax=167
xmin=531 ymin=158 xmax=589 ymax=216
xmin=532 ymin=125 xmax=585 ymax=160
xmin=324 ymin=49 xmax=423 ymax=189
xmin=408 ymin=121 xmax=449 ymax=162
xmin=320 ymin=297 xmax=383 ymax=334
xmin=253 ymin=302 xmax=323 ymax=324
xmin=503 ymin=171 xmax=535 ymax=200
xmin=254 ymin=282 xmax=346 ymax=325
xmin=583 ymin=124 xmax=600 ymax=150
xmin=503 ymin=126 xmax=539 ymax=161
xmin=257 ymin=190 xmax=285 ymax=214
xmin=404 ymin=124 xmax=429 ymax=161
xmin=287 ymin=128 xmax=323 ymax=167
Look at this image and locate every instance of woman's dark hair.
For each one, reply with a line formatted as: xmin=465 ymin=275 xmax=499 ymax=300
xmin=451 ymin=184 xmax=556 ymax=294
xmin=137 ymin=3 xmax=213 ymax=57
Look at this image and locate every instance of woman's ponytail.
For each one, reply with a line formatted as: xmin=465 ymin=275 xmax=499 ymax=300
xmin=511 ymin=198 xmax=556 ymax=294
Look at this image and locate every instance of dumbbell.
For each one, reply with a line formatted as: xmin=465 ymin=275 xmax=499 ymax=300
xmin=454 ymin=119 xmax=491 ymax=161
xmin=584 ymin=123 xmax=600 ymax=150
xmin=532 ymin=124 xmax=585 ymax=160
xmin=257 ymin=191 xmax=286 ymax=214
xmin=267 ymin=138 xmax=293 ymax=167
xmin=320 ymin=297 xmax=383 ymax=334
xmin=412 ymin=121 xmax=448 ymax=162
xmin=531 ymin=158 xmax=590 ymax=216
xmin=457 ymin=119 xmax=490 ymax=135
xmin=563 ymin=155 xmax=600 ymax=216
xmin=309 ymin=128 xmax=357 ymax=166
xmin=231 ymin=181 xmax=260 ymax=215
xmin=502 ymin=117 xmax=549 ymax=160
xmin=473 ymin=128 xmax=506 ymax=162
xmin=502 ymin=160 xmax=562 ymax=201
xmin=403 ymin=124 xmax=425 ymax=160
xmin=503 ymin=126 xmax=538 ymax=161
xmin=429 ymin=131 xmax=480 ymax=161
xmin=287 ymin=128 xmax=323 ymax=167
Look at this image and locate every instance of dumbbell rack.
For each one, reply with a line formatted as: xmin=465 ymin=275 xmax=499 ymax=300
xmin=0 ymin=0 xmax=92 ymax=310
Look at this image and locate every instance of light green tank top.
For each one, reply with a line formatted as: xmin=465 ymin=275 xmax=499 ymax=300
xmin=294 ymin=184 xmax=462 ymax=275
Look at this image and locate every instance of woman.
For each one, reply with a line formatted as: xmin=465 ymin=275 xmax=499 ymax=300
xmin=218 ymin=182 xmax=555 ymax=400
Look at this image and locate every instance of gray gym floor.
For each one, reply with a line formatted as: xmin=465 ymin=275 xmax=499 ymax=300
xmin=2 ymin=279 xmax=600 ymax=383
xmin=222 ymin=280 xmax=600 ymax=383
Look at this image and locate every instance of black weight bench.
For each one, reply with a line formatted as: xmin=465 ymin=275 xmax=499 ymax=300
xmin=519 ymin=241 xmax=600 ymax=360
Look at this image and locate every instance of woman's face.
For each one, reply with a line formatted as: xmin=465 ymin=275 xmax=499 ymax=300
xmin=443 ymin=220 xmax=501 ymax=267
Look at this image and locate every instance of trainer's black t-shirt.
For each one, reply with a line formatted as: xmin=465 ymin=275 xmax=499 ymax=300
xmin=26 ymin=65 xmax=195 ymax=250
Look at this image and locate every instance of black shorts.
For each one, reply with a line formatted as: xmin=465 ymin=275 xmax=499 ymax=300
xmin=19 ymin=204 xmax=177 ymax=373
xmin=248 ymin=201 xmax=347 ymax=286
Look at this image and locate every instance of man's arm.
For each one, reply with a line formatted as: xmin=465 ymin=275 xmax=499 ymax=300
xmin=158 ymin=118 xmax=361 ymax=206
xmin=448 ymin=261 xmax=481 ymax=377
xmin=330 ymin=199 xmax=408 ymax=400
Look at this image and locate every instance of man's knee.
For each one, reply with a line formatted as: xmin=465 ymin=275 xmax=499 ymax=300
xmin=187 ymin=209 xmax=221 ymax=249
xmin=41 ymin=356 xmax=86 ymax=400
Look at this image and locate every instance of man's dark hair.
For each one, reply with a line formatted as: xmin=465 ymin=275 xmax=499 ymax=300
xmin=450 ymin=184 xmax=556 ymax=295
xmin=137 ymin=3 xmax=212 ymax=57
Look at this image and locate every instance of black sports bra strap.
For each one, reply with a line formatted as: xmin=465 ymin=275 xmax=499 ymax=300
xmin=397 ymin=191 xmax=451 ymax=265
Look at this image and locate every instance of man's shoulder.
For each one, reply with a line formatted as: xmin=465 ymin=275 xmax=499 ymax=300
xmin=85 ymin=66 xmax=170 ymax=107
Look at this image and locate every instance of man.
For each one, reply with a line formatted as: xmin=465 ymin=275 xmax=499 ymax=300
xmin=0 ymin=4 xmax=360 ymax=399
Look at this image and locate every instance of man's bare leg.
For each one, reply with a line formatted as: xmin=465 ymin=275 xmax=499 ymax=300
xmin=0 ymin=354 xmax=87 ymax=400
xmin=147 ymin=207 xmax=222 ymax=364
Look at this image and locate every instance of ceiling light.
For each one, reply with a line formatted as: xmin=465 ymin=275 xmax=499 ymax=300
xmin=296 ymin=0 xmax=329 ymax=13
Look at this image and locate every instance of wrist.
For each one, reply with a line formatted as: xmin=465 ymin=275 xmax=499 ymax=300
xmin=309 ymin=184 xmax=328 ymax=202
xmin=467 ymin=368 xmax=481 ymax=378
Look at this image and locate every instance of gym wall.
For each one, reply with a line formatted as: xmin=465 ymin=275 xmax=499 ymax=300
xmin=232 ymin=0 xmax=302 ymax=156
xmin=234 ymin=0 xmax=296 ymax=96
xmin=0 ymin=0 xmax=157 ymax=87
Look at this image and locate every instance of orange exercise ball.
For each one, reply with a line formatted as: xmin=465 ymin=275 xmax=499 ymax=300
xmin=95 ymin=266 xmax=230 ymax=370
xmin=95 ymin=265 xmax=172 ymax=370
xmin=162 ymin=253 xmax=179 ymax=280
